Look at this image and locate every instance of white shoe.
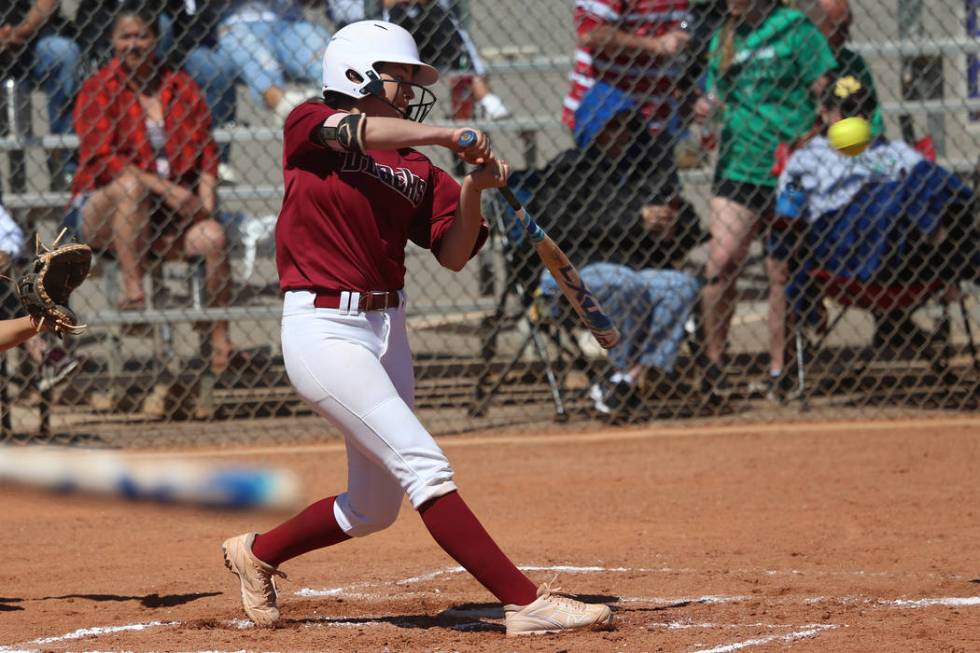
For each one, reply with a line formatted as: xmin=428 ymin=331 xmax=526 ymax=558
xmin=218 ymin=162 xmax=238 ymax=186
xmin=274 ymin=90 xmax=310 ymax=123
xmin=479 ymin=93 xmax=511 ymax=121
xmin=504 ymin=579 xmax=613 ymax=636
xmin=222 ymin=533 xmax=286 ymax=626
xmin=588 ymin=382 xmax=612 ymax=415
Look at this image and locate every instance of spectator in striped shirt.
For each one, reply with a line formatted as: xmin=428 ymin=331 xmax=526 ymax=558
xmin=563 ymin=0 xmax=695 ymax=269
xmin=563 ymin=0 xmax=692 ymax=134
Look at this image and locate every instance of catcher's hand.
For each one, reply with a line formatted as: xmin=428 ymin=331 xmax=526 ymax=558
xmin=16 ymin=228 xmax=93 ymax=337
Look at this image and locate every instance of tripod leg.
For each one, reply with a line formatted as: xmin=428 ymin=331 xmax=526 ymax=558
xmin=470 ymin=328 xmax=535 ymax=417
xmin=1 ymin=354 xmax=10 ymax=436
xmin=527 ymin=319 xmax=566 ymax=421
xmin=960 ymin=296 xmax=980 ymax=376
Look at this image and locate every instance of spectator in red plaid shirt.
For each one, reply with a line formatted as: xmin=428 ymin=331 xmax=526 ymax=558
xmin=70 ymin=4 xmax=237 ymax=373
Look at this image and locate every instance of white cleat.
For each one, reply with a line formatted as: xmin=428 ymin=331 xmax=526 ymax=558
xmin=222 ymin=532 xmax=286 ymax=626
xmin=504 ymin=579 xmax=613 ymax=636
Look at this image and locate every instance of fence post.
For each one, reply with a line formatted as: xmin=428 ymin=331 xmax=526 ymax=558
xmin=898 ymin=0 xmax=946 ymax=153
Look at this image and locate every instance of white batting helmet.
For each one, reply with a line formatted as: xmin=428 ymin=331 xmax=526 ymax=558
xmin=322 ymin=21 xmax=439 ymax=99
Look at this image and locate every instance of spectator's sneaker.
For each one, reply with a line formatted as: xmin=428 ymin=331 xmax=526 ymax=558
xmin=222 ymin=533 xmax=287 ymax=626
xmin=38 ymin=347 xmax=81 ymax=393
xmin=588 ymin=381 xmax=612 ymax=415
xmin=764 ymin=372 xmax=796 ymax=403
xmin=604 ymin=380 xmax=642 ymax=422
xmin=504 ymin=579 xmax=613 ymax=636
xmin=478 ymin=93 xmax=511 ymax=121
xmin=218 ymin=162 xmax=239 ymax=186
xmin=700 ymin=362 xmax=733 ymax=398
xmin=274 ymin=90 xmax=311 ymax=123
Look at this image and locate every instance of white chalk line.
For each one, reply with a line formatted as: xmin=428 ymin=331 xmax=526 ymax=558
xmin=649 ymin=621 xmax=836 ymax=631
xmin=620 ymin=595 xmax=751 ymax=606
xmin=692 ymin=624 xmax=840 ymax=653
xmin=294 ymin=563 xmax=974 ymax=599
xmin=886 ymin=596 xmax=980 ymax=608
xmin=0 ymin=621 xmax=179 ymax=653
xmin=6 ymin=563 xmax=980 ymax=653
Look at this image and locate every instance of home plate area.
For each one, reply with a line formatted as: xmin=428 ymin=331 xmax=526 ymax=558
xmin=4 ymin=564 xmax=979 ymax=652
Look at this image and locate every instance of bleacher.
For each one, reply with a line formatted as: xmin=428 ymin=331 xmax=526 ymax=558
xmin=2 ymin=0 xmax=979 ymax=440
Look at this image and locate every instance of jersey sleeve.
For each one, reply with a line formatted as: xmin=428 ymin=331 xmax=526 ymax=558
xmin=409 ymin=167 xmax=489 ymax=260
xmin=794 ymin=18 xmax=837 ymax=87
xmin=283 ymin=102 xmax=342 ymax=165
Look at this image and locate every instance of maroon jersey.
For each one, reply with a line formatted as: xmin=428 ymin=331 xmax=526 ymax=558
xmin=276 ymin=102 xmax=487 ymax=292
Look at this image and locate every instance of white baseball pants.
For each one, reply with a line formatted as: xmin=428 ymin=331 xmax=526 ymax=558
xmin=281 ymin=290 xmax=457 ymax=537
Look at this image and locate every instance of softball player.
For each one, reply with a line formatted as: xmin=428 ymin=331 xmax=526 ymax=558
xmin=221 ymin=20 xmax=613 ymax=637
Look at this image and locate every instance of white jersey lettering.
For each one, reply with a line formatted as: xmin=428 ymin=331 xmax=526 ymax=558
xmin=342 ymin=152 xmax=428 ymax=206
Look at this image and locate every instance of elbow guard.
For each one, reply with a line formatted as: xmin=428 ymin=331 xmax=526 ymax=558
xmin=313 ymin=112 xmax=365 ymax=154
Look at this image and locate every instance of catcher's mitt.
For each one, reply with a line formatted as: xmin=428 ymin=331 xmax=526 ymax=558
xmin=17 ymin=229 xmax=93 ymax=337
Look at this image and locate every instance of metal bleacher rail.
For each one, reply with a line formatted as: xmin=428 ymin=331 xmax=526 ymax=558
xmin=4 ymin=35 xmax=980 ymax=189
xmin=3 ymin=36 xmax=979 ymax=329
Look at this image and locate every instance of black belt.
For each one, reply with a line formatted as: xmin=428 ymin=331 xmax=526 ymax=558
xmin=312 ymin=290 xmax=402 ymax=311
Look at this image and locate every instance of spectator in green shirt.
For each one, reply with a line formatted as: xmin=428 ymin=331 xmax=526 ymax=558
xmin=798 ymin=0 xmax=884 ymax=137
xmin=693 ymin=0 xmax=836 ymax=394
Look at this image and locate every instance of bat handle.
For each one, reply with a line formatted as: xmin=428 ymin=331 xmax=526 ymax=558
xmin=498 ymin=186 xmax=523 ymax=212
xmin=457 ymin=130 xmax=522 ymax=211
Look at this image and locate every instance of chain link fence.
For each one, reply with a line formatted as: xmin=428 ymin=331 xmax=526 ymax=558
xmin=1 ymin=0 xmax=977 ymax=446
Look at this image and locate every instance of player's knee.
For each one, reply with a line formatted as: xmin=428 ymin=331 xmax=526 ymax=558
xmin=335 ymin=493 xmax=401 ymax=537
xmin=347 ymin=510 xmax=400 ymax=537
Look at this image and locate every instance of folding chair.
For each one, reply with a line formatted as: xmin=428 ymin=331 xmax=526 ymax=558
xmin=469 ymin=172 xmax=603 ymax=421
xmin=792 ymin=161 xmax=980 ymax=404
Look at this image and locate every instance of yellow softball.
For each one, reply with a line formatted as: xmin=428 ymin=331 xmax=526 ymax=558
xmin=828 ymin=116 xmax=871 ymax=157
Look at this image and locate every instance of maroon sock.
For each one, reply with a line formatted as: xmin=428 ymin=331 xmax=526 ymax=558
xmin=419 ymin=491 xmax=538 ymax=605
xmin=251 ymin=496 xmax=351 ymax=567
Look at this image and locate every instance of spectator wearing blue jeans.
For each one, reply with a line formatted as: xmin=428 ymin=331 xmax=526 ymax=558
xmin=540 ymin=264 xmax=700 ymax=392
xmin=1 ymin=0 xmax=80 ymax=189
xmin=207 ymin=0 xmax=332 ymax=122
xmin=518 ymin=81 xmax=704 ymax=419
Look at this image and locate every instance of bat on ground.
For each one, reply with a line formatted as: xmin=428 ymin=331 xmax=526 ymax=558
xmin=457 ymin=131 xmax=620 ymax=348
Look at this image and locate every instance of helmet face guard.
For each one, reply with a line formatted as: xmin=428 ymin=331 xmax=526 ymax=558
xmin=357 ymin=71 xmax=437 ymax=123
xmin=400 ymin=82 xmax=437 ymax=123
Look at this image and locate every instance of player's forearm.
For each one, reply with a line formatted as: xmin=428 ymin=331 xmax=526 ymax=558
xmin=361 ymin=117 xmax=453 ymax=152
xmin=437 ymin=181 xmax=484 ymax=272
xmin=581 ymin=25 xmax=661 ymax=56
xmin=0 ymin=316 xmax=38 ymax=352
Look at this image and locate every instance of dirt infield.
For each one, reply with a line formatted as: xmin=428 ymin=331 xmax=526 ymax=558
xmin=2 ymin=418 xmax=979 ymax=652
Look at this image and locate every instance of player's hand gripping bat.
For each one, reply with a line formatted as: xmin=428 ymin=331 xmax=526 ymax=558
xmin=457 ymin=131 xmax=620 ymax=349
